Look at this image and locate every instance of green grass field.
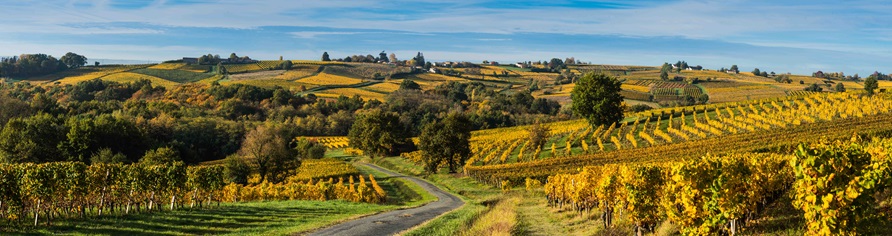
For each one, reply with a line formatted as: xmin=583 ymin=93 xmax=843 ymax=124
xmin=8 ymin=200 xmax=393 ymax=236
xmin=7 ymin=153 xmax=437 ymax=236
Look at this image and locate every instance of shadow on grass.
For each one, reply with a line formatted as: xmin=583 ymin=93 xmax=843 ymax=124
xmin=3 ymin=200 xmax=389 ymax=236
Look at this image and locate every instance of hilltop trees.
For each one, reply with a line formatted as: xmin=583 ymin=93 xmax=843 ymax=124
xmin=322 ymin=52 xmax=331 ymax=61
xmin=414 ymin=52 xmax=425 ymax=67
xmin=418 ymin=112 xmax=472 ymax=173
xmin=60 ymin=52 xmax=87 ymax=68
xmin=571 ymin=73 xmax=625 ymax=128
xmin=0 ymin=54 xmax=68 ymax=77
xmin=379 ymin=51 xmax=389 ymax=63
xmin=389 ymin=53 xmax=398 ymax=64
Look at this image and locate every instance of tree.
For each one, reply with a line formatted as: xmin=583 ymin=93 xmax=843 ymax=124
xmin=216 ymin=62 xmax=226 ymax=75
xmin=752 ymin=68 xmax=761 ymax=76
xmin=660 ymin=69 xmax=669 ymax=81
xmin=294 ymin=138 xmax=326 ymax=159
xmin=238 ymin=124 xmax=299 ymax=183
xmin=864 ymin=76 xmax=878 ymax=96
xmin=414 ymin=52 xmax=425 ymax=67
xmin=140 ymin=147 xmax=180 ymax=165
xmin=835 ymin=83 xmax=846 ymax=92
xmin=398 ymin=79 xmax=421 ymax=90
xmin=229 ymin=53 xmax=238 ymax=62
xmin=379 ymin=51 xmax=389 ymax=63
xmin=0 ymin=113 xmax=65 ymax=163
xmin=60 ymin=52 xmax=87 ymax=68
xmin=279 ymin=60 xmax=293 ymax=70
xmin=90 ymin=148 xmax=127 ymax=164
xmin=348 ymin=109 xmax=409 ymax=159
xmin=223 ymin=154 xmax=250 ymax=185
xmin=528 ymin=121 xmax=551 ymax=152
xmin=389 ymin=53 xmax=398 ymax=64
xmin=322 ymin=52 xmax=331 ymax=61
xmin=730 ymin=65 xmax=739 ymax=73
xmin=417 ymin=112 xmax=471 ymax=173
xmin=804 ymin=83 xmax=823 ymax=92
xmin=571 ymin=73 xmax=625 ymax=128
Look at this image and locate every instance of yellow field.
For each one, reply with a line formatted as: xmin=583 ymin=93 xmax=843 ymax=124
xmin=707 ymin=85 xmax=788 ymax=103
xmin=364 ymin=82 xmax=400 ymax=93
xmin=56 ymin=66 xmax=136 ymax=84
xmin=621 ymin=83 xmax=650 ymax=93
xmin=514 ymin=71 xmax=558 ymax=81
xmin=480 ymin=66 xmax=509 ymax=75
xmin=290 ymin=60 xmax=345 ymax=65
xmin=102 ymin=72 xmax=180 ymax=87
xmin=221 ymin=78 xmax=309 ymax=90
xmin=296 ymin=73 xmax=363 ymax=85
xmin=274 ymin=69 xmax=316 ymax=80
xmin=314 ymin=88 xmax=386 ymax=100
xmin=148 ymin=63 xmax=186 ymax=70
xmin=197 ymin=75 xmax=225 ymax=84
xmin=416 ymin=73 xmax=467 ymax=81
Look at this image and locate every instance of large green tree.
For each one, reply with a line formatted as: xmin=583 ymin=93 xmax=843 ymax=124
xmin=417 ymin=112 xmax=472 ymax=173
xmin=0 ymin=113 xmax=65 ymax=163
xmin=571 ymin=73 xmax=625 ymax=128
xmin=348 ymin=109 xmax=409 ymax=159
xmin=864 ymin=76 xmax=878 ymax=96
xmin=60 ymin=52 xmax=87 ymax=68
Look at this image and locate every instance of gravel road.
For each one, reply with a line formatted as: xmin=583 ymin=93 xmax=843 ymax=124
xmin=306 ymin=163 xmax=464 ymax=236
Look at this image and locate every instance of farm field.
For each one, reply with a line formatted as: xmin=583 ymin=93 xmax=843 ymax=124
xmin=4 ymin=57 xmax=892 ymax=236
xmin=296 ymin=72 xmax=364 ymax=86
xmin=4 ymin=1 xmax=891 ymax=235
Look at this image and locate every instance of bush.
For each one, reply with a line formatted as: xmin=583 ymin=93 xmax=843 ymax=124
xmin=629 ymin=104 xmax=653 ymax=112
xmin=224 ymin=154 xmax=250 ymax=185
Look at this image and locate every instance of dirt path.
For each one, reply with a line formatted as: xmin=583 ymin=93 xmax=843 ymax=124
xmin=306 ymin=163 xmax=464 ymax=236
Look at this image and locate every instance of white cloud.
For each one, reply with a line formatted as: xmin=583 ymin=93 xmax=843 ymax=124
xmin=290 ymin=31 xmax=360 ymax=39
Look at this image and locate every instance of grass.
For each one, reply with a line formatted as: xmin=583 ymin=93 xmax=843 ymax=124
xmin=103 ymin=72 xmax=180 ymax=88
xmin=9 ymin=153 xmax=441 ymax=236
xmin=371 ymin=156 xmax=508 ymax=236
xmin=7 ymin=200 xmax=394 ymax=236
xmin=131 ymin=68 xmax=215 ymax=83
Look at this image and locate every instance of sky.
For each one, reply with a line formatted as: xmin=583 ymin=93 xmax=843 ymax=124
xmin=0 ymin=0 xmax=890 ymax=75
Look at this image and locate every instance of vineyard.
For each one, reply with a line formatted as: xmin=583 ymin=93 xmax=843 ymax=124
xmin=290 ymin=159 xmax=360 ymax=181
xmin=298 ymin=136 xmax=350 ymax=149
xmin=621 ymin=80 xmax=705 ymax=102
xmin=222 ymin=61 xmax=283 ymax=74
xmin=465 ymin=92 xmax=892 ymax=182
xmin=321 ymin=63 xmax=412 ymax=80
xmin=543 ymin=141 xmax=892 ymax=235
xmin=0 ymin=161 xmax=385 ymax=228
xmin=55 ymin=64 xmax=153 ymax=84
xmin=296 ymin=73 xmax=364 ymax=86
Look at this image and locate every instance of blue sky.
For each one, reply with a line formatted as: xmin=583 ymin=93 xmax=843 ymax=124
xmin=0 ymin=0 xmax=890 ymax=75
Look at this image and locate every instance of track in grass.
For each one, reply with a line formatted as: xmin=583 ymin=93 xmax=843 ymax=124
xmin=308 ymin=163 xmax=464 ymax=236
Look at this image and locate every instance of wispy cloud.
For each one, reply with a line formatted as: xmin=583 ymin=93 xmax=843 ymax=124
xmin=0 ymin=0 xmax=890 ymax=74
xmin=290 ymin=31 xmax=361 ymax=39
